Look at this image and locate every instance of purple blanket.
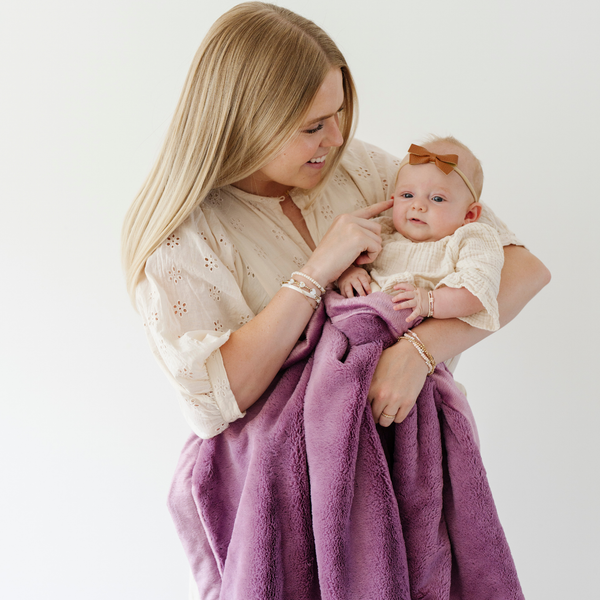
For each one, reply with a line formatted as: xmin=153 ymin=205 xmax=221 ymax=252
xmin=168 ymin=291 xmax=524 ymax=599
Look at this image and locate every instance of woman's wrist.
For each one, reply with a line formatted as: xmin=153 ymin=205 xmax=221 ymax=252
xmin=297 ymin=262 xmax=330 ymax=289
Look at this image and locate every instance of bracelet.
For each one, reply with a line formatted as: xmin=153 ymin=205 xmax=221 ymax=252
xmin=292 ymin=271 xmax=326 ymax=295
xmin=427 ymin=290 xmax=434 ymax=318
xmin=282 ymin=278 xmax=321 ymax=309
xmin=399 ymin=330 xmax=436 ymax=375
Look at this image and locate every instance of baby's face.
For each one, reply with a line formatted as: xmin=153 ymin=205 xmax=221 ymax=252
xmin=392 ymin=161 xmax=478 ymax=243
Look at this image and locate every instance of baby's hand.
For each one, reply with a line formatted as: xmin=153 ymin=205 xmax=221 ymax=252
xmin=337 ymin=265 xmax=373 ymax=298
xmin=392 ymin=284 xmax=430 ymax=322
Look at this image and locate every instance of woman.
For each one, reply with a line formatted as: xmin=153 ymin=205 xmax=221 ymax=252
xmin=122 ymin=2 xmax=549 ymax=596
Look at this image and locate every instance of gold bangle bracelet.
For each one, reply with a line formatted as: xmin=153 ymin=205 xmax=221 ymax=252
xmin=399 ymin=330 xmax=436 ymax=375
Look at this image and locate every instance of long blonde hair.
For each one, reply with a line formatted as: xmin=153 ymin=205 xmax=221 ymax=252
xmin=122 ymin=2 xmax=357 ymax=302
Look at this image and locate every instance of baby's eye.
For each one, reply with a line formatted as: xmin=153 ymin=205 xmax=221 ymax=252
xmin=400 ymin=193 xmax=413 ymax=199
xmin=432 ymin=196 xmax=444 ymax=203
xmin=304 ymin=123 xmax=324 ymax=135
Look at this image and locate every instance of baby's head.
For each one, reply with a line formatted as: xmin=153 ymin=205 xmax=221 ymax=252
xmin=391 ymin=136 xmax=483 ymax=243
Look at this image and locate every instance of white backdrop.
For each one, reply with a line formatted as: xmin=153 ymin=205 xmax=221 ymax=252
xmin=1 ymin=1 xmax=598 ymax=598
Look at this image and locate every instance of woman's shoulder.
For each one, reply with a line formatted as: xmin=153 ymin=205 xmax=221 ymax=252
xmin=341 ymin=139 xmax=402 ymax=176
xmin=332 ymin=139 xmax=402 ymax=207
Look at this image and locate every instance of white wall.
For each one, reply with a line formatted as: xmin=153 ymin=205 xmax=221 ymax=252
xmin=1 ymin=0 xmax=597 ymax=598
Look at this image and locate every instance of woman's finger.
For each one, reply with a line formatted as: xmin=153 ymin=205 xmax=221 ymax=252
xmin=350 ymin=199 xmax=394 ymax=221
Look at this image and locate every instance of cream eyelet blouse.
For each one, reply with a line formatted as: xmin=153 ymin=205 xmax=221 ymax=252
xmin=136 ymin=140 xmax=522 ymax=439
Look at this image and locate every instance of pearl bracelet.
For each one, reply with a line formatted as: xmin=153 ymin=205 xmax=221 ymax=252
xmin=291 ymin=271 xmax=326 ymax=295
xmin=281 ymin=277 xmax=321 ymax=309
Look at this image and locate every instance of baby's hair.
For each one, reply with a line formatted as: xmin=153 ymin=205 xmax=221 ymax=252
xmin=420 ymin=134 xmax=484 ymax=200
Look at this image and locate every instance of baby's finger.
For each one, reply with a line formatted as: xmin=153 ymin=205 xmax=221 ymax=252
xmin=406 ymin=308 xmax=420 ymax=322
xmin=392 ymin=292 xmax=415 ymax=303
xmin=342 ymin=282 xmax=355 ymax=298
xmin=393 ymin=283 xmax=415 ymax=292
xmin=353 ymin=281 xmax=367 ymax=297
xmin=393 ymin=298 xmax=417 ymax=311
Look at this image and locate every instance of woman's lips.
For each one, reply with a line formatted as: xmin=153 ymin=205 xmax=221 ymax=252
xmin=306 ymin=155 xmax=327 ymax=168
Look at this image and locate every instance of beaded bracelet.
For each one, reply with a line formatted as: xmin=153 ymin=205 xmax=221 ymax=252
xmin=281 ymin=277 xmax=321 ymax=309
xmin=427 ymin=290 xmax=434 ymax=318
xmin=399 ymin=330 xmax=436 ymax=375
xmin=291 ymin=271 xmax=326 ymax=295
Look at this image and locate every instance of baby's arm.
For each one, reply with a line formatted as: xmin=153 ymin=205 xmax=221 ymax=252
xmin=337 ymin=265 xmax=373 ymax=298
xmin=392 ymin=284 xmax=484 ymax=322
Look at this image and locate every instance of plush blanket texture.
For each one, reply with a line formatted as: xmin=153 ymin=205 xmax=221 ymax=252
xmin=168 ymin=291 xmax=524 ymax=600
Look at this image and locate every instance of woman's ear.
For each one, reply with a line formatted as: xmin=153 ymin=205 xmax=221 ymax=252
xmin=463 ymin=202 xmax=482 ymax=224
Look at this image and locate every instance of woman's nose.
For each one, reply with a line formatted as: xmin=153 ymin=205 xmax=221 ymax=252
xmin=323 ymin=113 xmax=344 ymax=148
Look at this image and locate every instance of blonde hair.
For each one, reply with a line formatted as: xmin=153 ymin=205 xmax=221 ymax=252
xmin=420 ymin=134 xmax=484 ymax=200
xmin=122 ymin=2 xmax=357 ymax=302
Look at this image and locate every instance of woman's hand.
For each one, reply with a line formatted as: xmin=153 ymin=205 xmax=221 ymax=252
xmin=369 ymin=338 xmax=428 ymax=426
xmin=301 ymin=199 xmax=393 ymax=287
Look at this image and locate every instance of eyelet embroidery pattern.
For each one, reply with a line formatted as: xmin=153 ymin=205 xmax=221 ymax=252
xmin=177 ymin=366 xmax=194 ymax=379
xmin=217 ymin=235 xmax=229 ymax=246
xmin=245 ymin=265 xmax=255 ymax=279
xmin=213 ymin=319 xmax=224 ymax=332
xmin=293 ymin=256 xmax=305 ymax=269
xmin=204 ymin=255 xmax=219 ymax=271
xmin=393 ymin=158 xmax=401 ymax=167
xmin=208 ymin=285 xmax=221 ymax=301
xmin=197 ymin=230 xmax=208 ymax=241
xmin=320 ymin=203 xmax=334 ymax=221
xmin=212 ymin=378 xmax=228 ymax=398
xmin=382 ymin=178 xmax=389 ymax=196
xmin=355 ymin=166 xmax=371 ymax=179
xmin=168 ymin=266 xmax=183 ymax=285
xmin=253 ymin=244 xmax=267 ymax=260
xmin=333 ymin=173 xmax=348 ymax=187
xmin=166 ymin=234 xmax=180 ymax=249
xmin=155 ymin=337 xmax=169 ymax=358
xmin=271 ymin=227 xmax=286 ymax=241
xmin=230 ymin=217 xmax=244 ymax=232
xmin=239 ymin=314 xmax=251 ymax=325
xmin=144 ymin=312 xmax=159 ymax=327
xmin=203 ymin=190 xmax=222 ymax=208
xmin=173 ymin=301 xmax=188 ymax=317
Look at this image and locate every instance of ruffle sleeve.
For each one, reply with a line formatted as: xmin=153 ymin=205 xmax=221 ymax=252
xmin=437 ymin=223 xmax=504 ymax=331
xmin=136 ymin=207 xmax=250 ymax=439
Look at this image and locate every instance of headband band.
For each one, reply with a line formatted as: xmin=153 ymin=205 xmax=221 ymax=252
xmin=397 ymin=144 xmax=479 ymax=201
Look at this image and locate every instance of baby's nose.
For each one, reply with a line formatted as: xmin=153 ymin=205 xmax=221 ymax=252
xmin=412 ymin=197 xmax=427 ymax=210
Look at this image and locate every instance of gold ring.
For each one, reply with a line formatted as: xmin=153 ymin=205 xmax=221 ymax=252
xmin=381 ymin=412 xmax=395 ymax=419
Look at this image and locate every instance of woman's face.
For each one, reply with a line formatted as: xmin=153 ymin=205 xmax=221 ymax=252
xmin=234 ymin=68 xmax=345 ymax=197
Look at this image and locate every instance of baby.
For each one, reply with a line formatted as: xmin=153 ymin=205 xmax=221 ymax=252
xmin=338 ymin=136 xmax=504 ymax=331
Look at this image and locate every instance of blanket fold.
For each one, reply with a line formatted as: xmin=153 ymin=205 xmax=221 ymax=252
xmin=168 ymin=291 xmax=524 ymax=600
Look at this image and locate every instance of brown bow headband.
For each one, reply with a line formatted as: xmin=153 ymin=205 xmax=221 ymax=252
xmin=408 ymin=144 xmax=458 ymax=174
xmin=398 ymin=143 xmax=479 ymax=201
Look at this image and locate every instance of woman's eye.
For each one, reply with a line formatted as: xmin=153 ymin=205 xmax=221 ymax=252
xmin=432 ymin=196 xmax=444 ymax=203
xmin=304 ymin=123 xmax=324 ymax=134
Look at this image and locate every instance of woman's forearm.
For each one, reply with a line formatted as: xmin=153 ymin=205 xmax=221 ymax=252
xmin=411 ymin=245 xmax=551 ymax=364
xmin=220 ymin=286 xmax=315 ymax=412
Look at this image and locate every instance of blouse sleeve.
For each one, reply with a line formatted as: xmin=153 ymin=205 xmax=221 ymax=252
xmin=135 ymin=207 xmax=250 ymax=439
xmin=437 ymin=223 xmax=505 ymax=331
